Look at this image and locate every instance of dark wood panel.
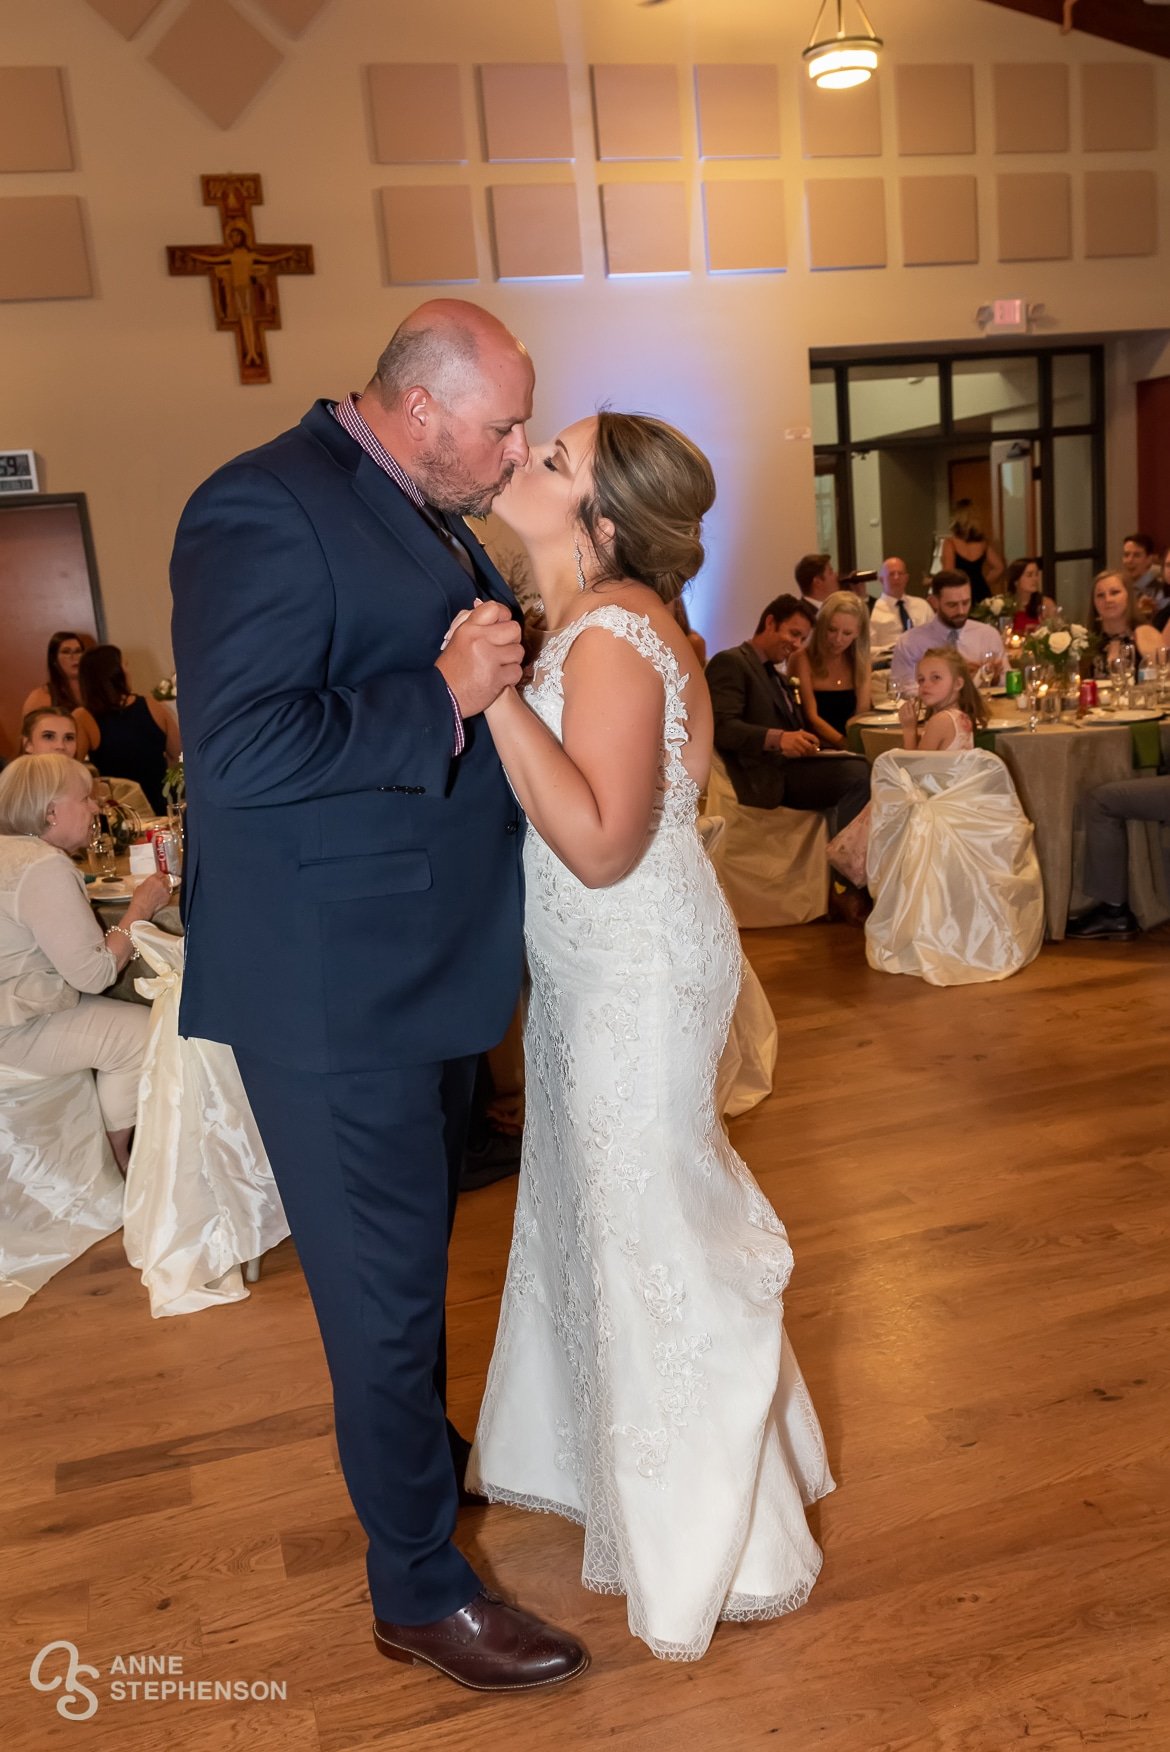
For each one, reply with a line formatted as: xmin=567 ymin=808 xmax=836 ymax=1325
xmin=0 ymin=497 xmax=101 ymax=761
xmin=981 ymin=0 xmax=1170 ymax=59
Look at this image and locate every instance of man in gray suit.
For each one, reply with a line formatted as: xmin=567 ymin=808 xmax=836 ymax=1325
xmin=706 ymin=592 xmax=870 ymax=825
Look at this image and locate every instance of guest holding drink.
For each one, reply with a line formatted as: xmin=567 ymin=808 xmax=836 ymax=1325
xmin=1088 ymin=571 xmax=1165 ymax=669
xmin=790 ymin=591 xmax=871 ymax=750
xmin=0 ymin=754 xmax=171 ymax=1171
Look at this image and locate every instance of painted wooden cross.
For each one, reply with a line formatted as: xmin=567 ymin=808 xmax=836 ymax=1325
xmin=167 ymin=175 xmax=313 ymax=385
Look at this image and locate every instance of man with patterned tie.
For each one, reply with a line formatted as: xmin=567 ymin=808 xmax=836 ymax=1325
xmin=869 ymin=555 xmax=932 ymax=655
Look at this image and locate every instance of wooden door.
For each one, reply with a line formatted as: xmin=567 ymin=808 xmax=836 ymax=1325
xmin=0 ymin=498 xmax=102 ymax=762
xmin=1137 ymin=375 xmax=1170 ymax=546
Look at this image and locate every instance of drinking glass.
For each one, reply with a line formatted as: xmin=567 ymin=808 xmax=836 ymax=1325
xmin=1023 ymin=663 xmax=1044 ymax=732
xmin=88 ymin=826 xmax=116 ymax=878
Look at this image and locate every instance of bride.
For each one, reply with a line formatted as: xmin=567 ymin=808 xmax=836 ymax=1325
xmin=465 ymin=410 xmax=835 ymax=1661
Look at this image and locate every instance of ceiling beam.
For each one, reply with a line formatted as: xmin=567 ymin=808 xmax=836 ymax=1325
xmin=980 ymin=0 xmax=1170 ymax=59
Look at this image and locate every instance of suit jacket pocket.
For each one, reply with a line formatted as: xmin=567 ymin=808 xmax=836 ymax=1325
xmin=297 ymin=848 xmax=432 ymax=901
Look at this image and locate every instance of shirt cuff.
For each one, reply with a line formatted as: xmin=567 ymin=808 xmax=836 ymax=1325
xmin=445 ymin=682 xmax=466 ymax=757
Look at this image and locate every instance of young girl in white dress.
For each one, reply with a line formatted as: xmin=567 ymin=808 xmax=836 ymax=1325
xmin=827 ymin=646 xmax=987 ymax=885
xmin=465 ymin=412 xmax=834 ymax=1661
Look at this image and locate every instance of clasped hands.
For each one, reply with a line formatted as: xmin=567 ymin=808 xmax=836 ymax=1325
xmin=435 ymin=601 xmax=524 ymax=718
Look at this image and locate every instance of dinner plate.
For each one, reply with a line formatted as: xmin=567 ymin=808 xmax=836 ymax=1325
xmin=1082 ymin=708 xmax=1165 ymax=725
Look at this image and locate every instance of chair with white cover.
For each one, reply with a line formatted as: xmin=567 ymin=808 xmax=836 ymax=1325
xmin=0 ymin=1063 xmax=124 ymax=1317
xmin=104 ymin=777 xmax=155 ymax=822
xmin=123 ymin=923 xmax=289 ymax=1316
xmin=865 ymin=749 xmax=1044 ymax=987
xmin=703 ymin=753 xmax=828 ymax=928
xmin=698 ymin=815 xmax=779 ymax=1117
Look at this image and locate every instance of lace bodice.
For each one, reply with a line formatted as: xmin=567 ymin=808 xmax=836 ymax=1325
xmin=525 ymin=605 xmax=700 ymax=831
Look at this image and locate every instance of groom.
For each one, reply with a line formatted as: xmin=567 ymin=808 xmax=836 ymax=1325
xmin=170 ymin=301 xmax=589 ymax=1691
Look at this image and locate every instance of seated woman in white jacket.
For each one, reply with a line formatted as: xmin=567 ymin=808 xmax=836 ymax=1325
xmin=0 ymin=755 xmax=170 ymax=1170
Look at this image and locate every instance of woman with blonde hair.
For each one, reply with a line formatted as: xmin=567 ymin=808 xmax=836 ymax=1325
xmin=0 ymin=754 xmax=170 ymax=1170
xmin=790 ymin=588 xmax=872 ymax=749
xmin=941 ymin=501 xmax=1004 ymax=603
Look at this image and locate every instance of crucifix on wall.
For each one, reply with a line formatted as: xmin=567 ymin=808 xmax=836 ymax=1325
xmin=167 ymin=175 xmax=314 ymax=385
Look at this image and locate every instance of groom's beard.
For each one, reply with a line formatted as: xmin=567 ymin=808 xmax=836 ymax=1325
xmin=417 ymin=430 xmax=516 ymax=518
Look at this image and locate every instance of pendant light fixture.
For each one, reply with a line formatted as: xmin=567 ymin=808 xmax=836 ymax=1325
xmin=803 ymin=0 xmax=883 ymax=90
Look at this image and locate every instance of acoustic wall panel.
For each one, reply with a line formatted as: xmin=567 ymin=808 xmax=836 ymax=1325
xmin=592 ymin=65 xmax=682 ymax=161
xmin=1084 ymin=170 xmax=1157 ymax=258
xmin=806 ymin=179 xmax=886 ymax=269
xmin=1081 ymin=63 xmax=1157 ymax=152
xmin=379 ymin=184 xmax=477 ymax=283
xmin=82 ymin=0 xmax=166 ymax=38
xmin=997 ymin=172 xmax=1071 ymax=260
xmin=895 ymin=64 xmax=975 ymax=156
xmin=0 ymin=68 xmax=74 ymax=173
xmin=900 ymin=175 xmax=979 ymax=266
xmin=695 ymin=65 xmax=780 ymax=159
xmin=0 ymin=196 xmax=93 ymax=301
xmin=601 ymin=183 xmax=688 ymax=274
xmin=994 ymin=63 xmax=1069 ymax=154
xmin=367 ymin=63 xmax=466 ymax=163
xmin=490 ymin=184 xmax=582 ymax=278
xmin=480 ymin=64 xmax=573 ymax=161
xmin=148 ymin=0 xmax=283 ymax=130
xmin=802 ymin=75 xmax=881 ymax=158
xmin=251 ymin=0 xmax=330 ymax=35
xmin=703 ymin=181 xmax=786 ymax=272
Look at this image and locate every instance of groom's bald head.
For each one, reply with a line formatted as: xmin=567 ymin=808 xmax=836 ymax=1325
xmin=371 ymin=299 xmax=530 ymax=413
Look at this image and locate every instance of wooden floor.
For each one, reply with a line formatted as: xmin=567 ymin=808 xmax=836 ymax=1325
xmin=3 ymin=924 xmax=1169 ymax=1752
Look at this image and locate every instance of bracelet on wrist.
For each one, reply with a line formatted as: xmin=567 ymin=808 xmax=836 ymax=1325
xmin=105 ymin=922 xmax=138 ymax=957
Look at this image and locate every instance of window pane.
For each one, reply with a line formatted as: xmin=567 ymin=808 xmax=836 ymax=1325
xmin=847 ymin=364 xmax=940 ymax=443
xmin=1052 ymin=353 xmax=1092 ymax=427
xmin=811 ymin=367 xmax=838 ymax=445
xmin=952 ymin=357 xmax=1039 ymax=433
xmin=850 ymin=451 xmax=885 ymax=571
xmin=1052 ymin=434 xmax=1094 ymax=552
xmin=1052 ymin=556 xmax=1095 ymax=625
xmin=813 ymin=465 xmax=839 ymax=570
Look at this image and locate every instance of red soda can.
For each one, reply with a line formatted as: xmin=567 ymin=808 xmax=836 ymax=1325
xmin=1079 ymin=679 xmax=1098 ymax=711
xmin=151 ymin=827 xmax=181 ymax=875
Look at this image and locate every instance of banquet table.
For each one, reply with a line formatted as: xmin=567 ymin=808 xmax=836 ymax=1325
xmin=89 ymin=859 xmax=183 ymax=1003
xmin=848 ymin=714 xmax=1170 ymax=941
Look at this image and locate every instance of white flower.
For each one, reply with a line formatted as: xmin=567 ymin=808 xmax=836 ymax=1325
xmin=1071 ymin=624 xmax=1088 ymax=639
xmin=1048 ymin=630 xmax=1072 ymax=655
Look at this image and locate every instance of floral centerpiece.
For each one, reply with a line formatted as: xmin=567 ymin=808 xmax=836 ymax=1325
xmin=152 ymin=674 xmax=177 ymax=702
xmin=1019 ymin=618 xmax=1096 ymax=681
xmin=970 ymin=594 xmax=1008 ymax=625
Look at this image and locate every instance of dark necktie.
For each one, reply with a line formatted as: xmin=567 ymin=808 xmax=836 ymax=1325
xmin=419 ymin=502 xmax=479 ymax=587
xmin=897 ymin=599 xmax=912 ymax=632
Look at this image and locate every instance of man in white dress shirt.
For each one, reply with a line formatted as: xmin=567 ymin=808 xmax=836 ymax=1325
xmin=868 ymin=556 xmax=933 ymax=654
xmin=889 ymin=571 xmax=1005 ymax=688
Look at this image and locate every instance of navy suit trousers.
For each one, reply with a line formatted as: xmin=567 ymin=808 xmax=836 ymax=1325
xmin=234 ymin=1048 xmax=481 ymax=1624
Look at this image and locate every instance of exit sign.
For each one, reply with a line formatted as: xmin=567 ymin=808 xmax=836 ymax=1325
xmin=991 ymin=299 xmax=1028 ymax=333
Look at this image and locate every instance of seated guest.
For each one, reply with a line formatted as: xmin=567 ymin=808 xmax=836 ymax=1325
xmin=1121 ymin=532 xmax=1161 ymax=612
xmin=1155 ymin=547 xmax=1170 ymax=635
xmin=21 ymin=708 xmax=80 ymax=758
xmin=1004 ymin=558 xmax=1056 ymax=631
xmin=75 ymin=645 xmax=180 ymax=815
xmin=21 ymin=630 xmax=87 ymax=720
xmin=1065 ymin=775 xmax=1170 ymax=942
xmin=794 ymin=552 xmax=838 ymax=617
xmin=1089 ymin=570 xmax=1165 ymax=668
xmin=890 ymin=572 xmax=1005 ymax=689
xmin=869 ymin=556 xmax=932 ymax=652
xmin=0 ymin=755 xmax=171 ymax=1171
xmin=790 ymin=590 xmax=872 ymax=749
xmin=706 ymin=594 xmax=870 ymax=828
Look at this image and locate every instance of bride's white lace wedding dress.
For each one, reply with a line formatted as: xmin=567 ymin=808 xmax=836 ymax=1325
xmin=468 ymin=605 xmax=834 ymax=1661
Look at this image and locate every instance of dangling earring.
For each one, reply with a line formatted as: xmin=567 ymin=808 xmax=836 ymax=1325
xmin=574 ymin=540 xmax=587 ymax=592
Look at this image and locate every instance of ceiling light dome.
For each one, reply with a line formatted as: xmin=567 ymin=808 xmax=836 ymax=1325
xmin=803 ymin=0 xmax=883 ymax=90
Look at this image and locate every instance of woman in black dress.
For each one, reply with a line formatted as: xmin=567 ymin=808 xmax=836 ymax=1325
xmin=790 ymin=589 xmax=872 ymax=750
xmin=75 ymin=645 xmax=180 ymax=814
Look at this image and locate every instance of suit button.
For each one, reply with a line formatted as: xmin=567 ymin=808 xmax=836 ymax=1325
xmin=504 ymin=821 xmax=519 ymax=835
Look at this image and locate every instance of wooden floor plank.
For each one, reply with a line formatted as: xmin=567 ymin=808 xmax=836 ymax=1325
xmin=1 ymin=922 xmax=1167 ymax=1748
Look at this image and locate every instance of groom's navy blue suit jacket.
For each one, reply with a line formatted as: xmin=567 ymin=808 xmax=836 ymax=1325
xmin=170 ymin=399 xmax=526 ymax=1073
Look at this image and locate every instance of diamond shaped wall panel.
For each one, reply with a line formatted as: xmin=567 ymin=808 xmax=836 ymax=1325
xmin=148 ymin=0 xmax=283 ymax=130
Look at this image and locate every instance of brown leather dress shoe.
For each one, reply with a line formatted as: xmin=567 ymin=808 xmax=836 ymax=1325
xmin=373 ymin=1589 xmax=589 ymax=1693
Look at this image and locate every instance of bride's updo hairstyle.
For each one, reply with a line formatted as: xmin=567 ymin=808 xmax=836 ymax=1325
xmin=576 ymin=411 xmax=716 ymax=605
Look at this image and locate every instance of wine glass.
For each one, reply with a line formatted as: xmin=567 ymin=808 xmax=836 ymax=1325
xmin=1022 ymin=663 xmax=1045 ymax=732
